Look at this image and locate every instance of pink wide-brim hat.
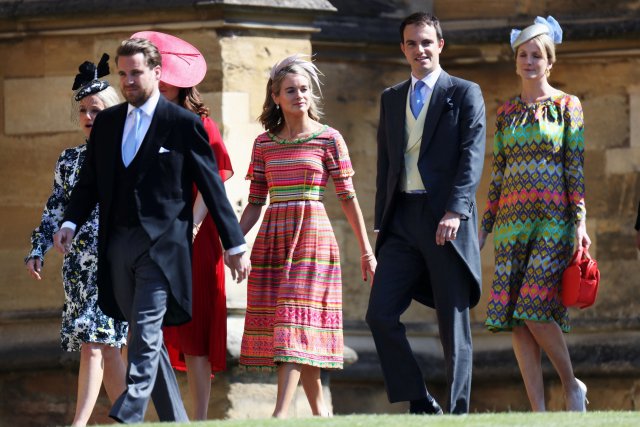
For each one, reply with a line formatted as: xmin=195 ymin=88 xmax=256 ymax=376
xmin=131 ymin=31 xmax=207 ymax=88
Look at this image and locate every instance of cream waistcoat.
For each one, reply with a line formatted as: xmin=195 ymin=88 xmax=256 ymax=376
xmin=401 ymin=88 xmax=433 ymax=191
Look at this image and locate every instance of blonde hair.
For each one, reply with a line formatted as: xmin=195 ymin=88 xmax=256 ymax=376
xmin=71 ymin=85 xmax=121 ymax=125
xmin=93 ymin=85 xmax=121 ymax=108
xmin=515 ymin=33 xmax=556 ymax=65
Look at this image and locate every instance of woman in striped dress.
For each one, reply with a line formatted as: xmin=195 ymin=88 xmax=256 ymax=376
xmin=237 ymin=55 xmax=376 ymax=418
xmin=479 ymin=17 xmax=591 ymax=411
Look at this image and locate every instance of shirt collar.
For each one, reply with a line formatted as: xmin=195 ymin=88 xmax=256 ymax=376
xmin=411 ymin=66 xmax=442 ymax=91
xmin=127 ymin=88 xmax=160 ymax=117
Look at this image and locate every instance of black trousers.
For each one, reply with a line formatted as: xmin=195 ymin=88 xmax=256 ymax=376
xmin=367 ymin=194 xmax=472 ymax=413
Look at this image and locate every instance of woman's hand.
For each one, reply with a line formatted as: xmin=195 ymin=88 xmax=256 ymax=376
xmin=225 ymin=251 xmax=251 ymax=283
xmin=575 ymin=219 xmax=591 ymax=249
xmin=26 ymin=257 xmax=43 ymax=280
xmin=360 ymin=252 xmax=377 ymax=285
xmin=478 ymin=230 xmax=489 ymax=250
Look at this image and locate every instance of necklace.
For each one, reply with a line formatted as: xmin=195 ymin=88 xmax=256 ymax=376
xmin=269 ymin=125 xmax=327 ymax=144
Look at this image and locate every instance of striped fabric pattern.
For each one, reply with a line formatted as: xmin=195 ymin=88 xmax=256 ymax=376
xmin=481 ymin=94 xmax=586 ymax=332
xmin=240 ymin=126 xmax=355 ymax=370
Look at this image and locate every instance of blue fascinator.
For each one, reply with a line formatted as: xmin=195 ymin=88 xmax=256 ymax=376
xmin=510 ymin=16 xmax=563 ymax=51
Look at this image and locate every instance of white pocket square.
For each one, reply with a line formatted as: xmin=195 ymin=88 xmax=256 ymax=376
xmin=158 ymin=147 xmax=171 ymax=153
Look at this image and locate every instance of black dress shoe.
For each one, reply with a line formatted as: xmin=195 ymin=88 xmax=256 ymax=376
xmin=409 ymin=394 xmax=444 ymax=415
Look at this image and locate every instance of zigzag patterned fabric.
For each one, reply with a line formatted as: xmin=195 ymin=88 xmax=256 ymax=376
xmin=240 ymin=125 xmax=355 ymax=370
xmin=482 ymin=93 xmax=586 ymax=332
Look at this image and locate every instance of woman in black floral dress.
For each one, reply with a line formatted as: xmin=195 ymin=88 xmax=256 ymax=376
xmin=25 ymin=55 xmax=128 ymax=427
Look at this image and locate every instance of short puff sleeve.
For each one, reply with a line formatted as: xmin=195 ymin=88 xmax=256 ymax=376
xmin=324 ymin=130 xmax=356 ymax=200
xmin=246 ymin=136 xmax=268 ymax=205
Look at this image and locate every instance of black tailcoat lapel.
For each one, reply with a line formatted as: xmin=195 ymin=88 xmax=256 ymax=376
xmin=419 ymin=71 xmax=455 ymax=158
xmin=136 ymin=96 xmax=171 ymax=182
xmin=389 ymin=80 xmax=411 ymax=167
xmin=100 ymin=103 xmax=128 ymax=218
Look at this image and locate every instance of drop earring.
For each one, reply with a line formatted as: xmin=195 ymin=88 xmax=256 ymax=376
xmin=276 ymin=104 xmax=280 ymax=110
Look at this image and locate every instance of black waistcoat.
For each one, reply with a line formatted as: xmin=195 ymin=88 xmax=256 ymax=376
xmin=111 ymin=145 xmax=145 ymax=227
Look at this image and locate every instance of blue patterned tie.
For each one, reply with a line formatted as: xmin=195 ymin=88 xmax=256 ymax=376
xmin=411 ymin=80 xmax=426 ymax=118
xmin=122 ymin=108 xmax=141 ymax=167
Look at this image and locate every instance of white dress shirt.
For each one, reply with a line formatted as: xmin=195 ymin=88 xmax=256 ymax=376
xmin=410 ymin=66 xmax=441 ymax=102
xmin=122 ymin=89 xmax=160 ymax=158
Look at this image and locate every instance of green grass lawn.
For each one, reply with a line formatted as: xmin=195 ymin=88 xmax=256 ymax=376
xmin=99 ymin=412 xmax=640 ymax=427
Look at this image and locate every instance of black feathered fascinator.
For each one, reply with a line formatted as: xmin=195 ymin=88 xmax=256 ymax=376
xmin=72 ymin=53 xmax=111 ymax=101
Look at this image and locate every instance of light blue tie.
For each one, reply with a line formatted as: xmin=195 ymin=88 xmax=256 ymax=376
xmin=410 ymin=80 xmax=426 ymax=118
xmin=122 ymin=108 xmax=142 ymax=167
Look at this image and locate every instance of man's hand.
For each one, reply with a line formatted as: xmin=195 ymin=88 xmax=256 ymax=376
xmin=53 ymin=227 xmax=75 ymax=254
xmin=26 ymin=257 xmax=43 ymax=280
xmin=436 ymin=211 xmax=461 ymax=246
xmin=225 ymin=251 xmax=251 ymax=283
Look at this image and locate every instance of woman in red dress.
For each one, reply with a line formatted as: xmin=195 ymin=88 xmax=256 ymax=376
xmin=131 ymin=31 xmax=233 ymax=420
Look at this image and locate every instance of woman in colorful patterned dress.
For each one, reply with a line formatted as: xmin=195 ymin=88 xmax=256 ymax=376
xmin=130 ymin=30 xmax=234 ymax=421
xmin=479 ymin=17 xmax=591 ymax=412
xmin=25 ymin=55 xmax=127 ymax=426
xmin=237 ymin=55 xmax=376 ymax=418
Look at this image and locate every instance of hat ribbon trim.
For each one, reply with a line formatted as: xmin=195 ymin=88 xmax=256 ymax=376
xmin=160 ymin=51 xmax=201 ymax=65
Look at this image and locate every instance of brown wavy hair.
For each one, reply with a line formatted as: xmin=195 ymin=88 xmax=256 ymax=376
xmin=258 ymin=63 xmax=323 ymax=133
xmin=116 ymin=38 xmax=162 ymax=69
xmin=177 ymin=86 xmax=210 ymax=117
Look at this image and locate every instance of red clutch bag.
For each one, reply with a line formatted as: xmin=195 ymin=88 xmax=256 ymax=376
xmin=560 ymin=247 xmax=600 ymax=309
